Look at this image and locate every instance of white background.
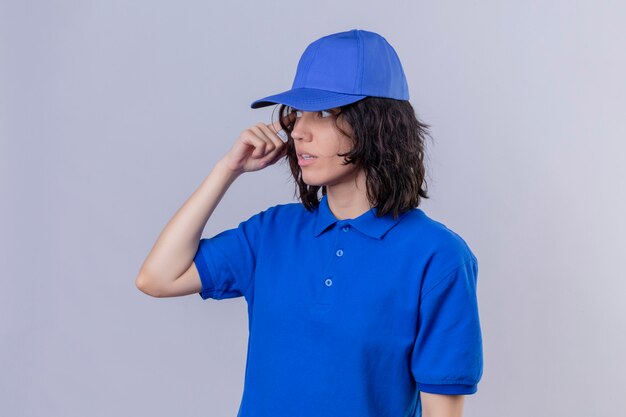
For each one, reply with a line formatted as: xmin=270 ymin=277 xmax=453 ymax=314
xmin=1 ymin=1 xmax=625 ymax=416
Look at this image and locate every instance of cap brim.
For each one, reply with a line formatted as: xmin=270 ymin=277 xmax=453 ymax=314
xmin=250 ymin=87 xmax=367 ymax=111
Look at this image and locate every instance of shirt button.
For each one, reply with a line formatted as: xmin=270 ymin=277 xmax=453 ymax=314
xmin=324 ymin=278 xmax=333 ymax=286
xmin=342 ymin=226 xmax=349 ymax=232
xmin=336 ymin=249 xmax=344 ymax=257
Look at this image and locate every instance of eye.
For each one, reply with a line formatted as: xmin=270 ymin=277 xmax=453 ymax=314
xmin=290 ymin=109 xmax=334 ymax=119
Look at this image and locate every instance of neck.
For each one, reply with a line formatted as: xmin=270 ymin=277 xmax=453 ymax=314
xmin=325 ymin=168 xmax=372 ymax=220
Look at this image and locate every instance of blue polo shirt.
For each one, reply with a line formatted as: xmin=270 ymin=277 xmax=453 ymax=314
xmin=193 ymin=194 xmax=483 ymax=417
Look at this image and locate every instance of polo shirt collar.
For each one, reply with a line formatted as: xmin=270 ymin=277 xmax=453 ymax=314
xmin=313 ymin=194 xmax=405 ymax=240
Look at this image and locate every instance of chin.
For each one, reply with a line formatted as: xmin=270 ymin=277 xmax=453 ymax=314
xmin=301 ymin=173 xmax=331 ymax=187
xmin=300 ymin=164 xmax=357 ymax=188
xmin=302 ymin=178 xmax=328 ymax=187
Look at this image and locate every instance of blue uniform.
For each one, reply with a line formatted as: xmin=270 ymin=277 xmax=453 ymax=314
xmin=193 ymin=194 xmax=483 ymax=417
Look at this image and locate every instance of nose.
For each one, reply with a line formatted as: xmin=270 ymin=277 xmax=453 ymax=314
xmin=290 ymin=113 xmax=312 ymax=142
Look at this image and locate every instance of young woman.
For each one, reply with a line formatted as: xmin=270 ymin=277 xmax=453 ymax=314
xmin=136 ymin=29 xmax=483 ymax=417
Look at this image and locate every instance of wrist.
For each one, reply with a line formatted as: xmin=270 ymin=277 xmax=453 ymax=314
xmin=215 ymin=158 xmax=243 ymax=180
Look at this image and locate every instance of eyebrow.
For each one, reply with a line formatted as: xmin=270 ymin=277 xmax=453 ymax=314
xmin=290 ymin=107 xmax=338 ymax=113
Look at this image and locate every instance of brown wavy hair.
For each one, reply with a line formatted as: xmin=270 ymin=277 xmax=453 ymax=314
xmin=273 ymin=97 xmax=432 ymax=220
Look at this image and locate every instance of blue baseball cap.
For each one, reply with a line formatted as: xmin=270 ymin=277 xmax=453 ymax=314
xmin=250 ymin=29 xmax=410 ymax=111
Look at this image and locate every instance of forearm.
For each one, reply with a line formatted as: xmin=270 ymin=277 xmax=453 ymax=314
xmin=135 ymin=158 xmax=240 ymax=292
xmin=421 ymin=392 xmax=465 ymax=417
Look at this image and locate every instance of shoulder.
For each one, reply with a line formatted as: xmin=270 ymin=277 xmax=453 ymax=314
xmin=397 ymin=208 xmax=479 ymax=295
xmin=400 ymin=208 xmax=478 ymax=272
xmin=241 ymin=200 xmax=310 ymax=229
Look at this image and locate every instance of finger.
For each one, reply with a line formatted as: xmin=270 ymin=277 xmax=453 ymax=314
xmin=250 ymin=124 xmax=274 ymax=144
xmin=257 ymin=122 xmax=286 ymax=148
xmin=263 ymin=142 xmax=289 ymax=165
xmin=269 ymin=119 xmax=282 ymax=135
xmin=249 ymin=125 xmax=275 ymax=154
xmin=257 ymin=122 xmax=288 ymax=153
xmin=242 ymin=131 xmax=267 ymax=158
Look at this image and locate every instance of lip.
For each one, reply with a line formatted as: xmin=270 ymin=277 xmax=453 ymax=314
xmin=297 ymin=154 xmax=317 ymax=167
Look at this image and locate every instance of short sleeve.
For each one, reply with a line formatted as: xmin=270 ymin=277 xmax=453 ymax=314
xmin=410 ymin=256 xmax=483 ymax=395
xmin=192 ymin=210 xmax=265 ymax=300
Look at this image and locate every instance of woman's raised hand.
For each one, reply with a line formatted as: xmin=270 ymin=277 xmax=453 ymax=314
xmin=222 ymin=116 xmax=292 ymax=175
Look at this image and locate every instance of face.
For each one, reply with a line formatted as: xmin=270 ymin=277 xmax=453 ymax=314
xmin=290 ymin=107 xmax=362 ymax=188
